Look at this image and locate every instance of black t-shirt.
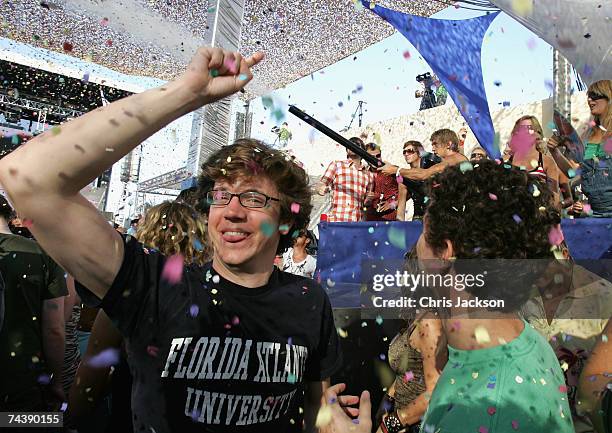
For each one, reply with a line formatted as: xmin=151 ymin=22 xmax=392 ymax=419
xmin=77 ymin=237 xmax=342 ymax=433
xmin=0 ymin=233 xmax=67 ymax=408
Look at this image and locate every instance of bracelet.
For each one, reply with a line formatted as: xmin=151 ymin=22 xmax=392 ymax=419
xmin=395 ymin=167 xmax=402 ymax=178
xmin=381 ymin=411 xmax=404 ymax=433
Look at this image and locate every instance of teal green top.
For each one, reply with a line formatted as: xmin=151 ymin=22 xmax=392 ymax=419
xmin=420 ymin=321 xmax=574 ymax=433
xmin=584 ymin=142 xmax=606 ymax=160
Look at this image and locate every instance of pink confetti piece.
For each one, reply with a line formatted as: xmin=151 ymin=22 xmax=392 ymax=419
xmin=146 ymin=345 xmax=159 ymax=357
xmin=224 ymin=55 xmax=238 ymax=74
xmin=526 ymin=38 xmax=537 ymax=50
xmin=511 ymin=420 xmax=519 ymax=430
xmin=231 ymin=315 xmax=240 ymax=325
xmin=100 ymin=17 xmax=109 ymax=26
xmin=87 ymin=348 xmax=120 ymax=367
xmin=162 ymin=254 xmax=184 ymax=284
xmin=559 ymin=385 xmax=568 ymax=393
xmin=487 ymin=406 xmax=496 ymax=415
xmin=548 ymin=225 xmax=564 ymax=246
xmin=488 ymin=193 xmax=498 ymax=201
xmin=291 ymin=202 xmax=300 ymax=213
xmin=402 ymin=50 xmax=411 ymax=59
xmin=479 ymin=427 xmax=489 ymax=433
xmin=509 ymin=126 xmax=536 ymax=159
xmin=404 ymin=371 xmax=414 ymax=382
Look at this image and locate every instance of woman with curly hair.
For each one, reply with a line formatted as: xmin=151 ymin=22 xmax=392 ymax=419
xmin=404 ymin=160 xmax=575 ymax=433
xmin=67 ymin=201 xmax=209 ymax=431
xmin=548 ymin=80 xmax=612 ymax=217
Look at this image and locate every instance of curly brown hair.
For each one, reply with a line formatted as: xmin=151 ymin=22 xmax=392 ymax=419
xmin=198 ymin=139 xmax=312 ymax=255
xmin=424 ymin=160 xmax=561 ymax=259
xmin=136 ymin=201 xmax=211 ymax=265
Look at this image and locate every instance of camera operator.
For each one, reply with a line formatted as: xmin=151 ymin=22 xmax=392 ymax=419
xmin=415 ymin=73 xmax=436 ymax=111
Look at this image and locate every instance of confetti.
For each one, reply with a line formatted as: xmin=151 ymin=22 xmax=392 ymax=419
xmin=402 ymin=50 xmax=411 ymax=59
xmin=488 ymin=193 xmax=497 ymax=201
xmin=161 ymin=254 xmax=184 ymax=284
xmin=474 ymin=326 xmax=490 ymax=344
xmin=511 ymin=420 xmax=519 ymax=430
xmin=368 ymin=227 xmax=375 ymax=234
xmin=260 ymin=221 xmax=275 ymax=237
xmin=238 ymin=74 xmax=248 ymax=81
xmin=459 ymin=161 xmax=473 ymax=173
xmin=515 ymin=375 xmax=524 ymax=384
xmin=337 ymin=327 xmax=348 ymax=338
xmin=189 ymin=304 xmax=199 ymax=317
xmin=87 ymin=348 xmax=120 ymax=367
xmin=512 ymin=214 xmax=522 ymax=224
xmin=404 ymin=371 xmax=415 ymax=382
xmin=291 ymin=202 xmax=300 ymax=213
xmin=375 ymin=315 xmax=383 ymax=325
xmin=315 ymin=406 xmax=332 ymax=427
xmin=512 ymin=0 xmax=533 ymax=16
xmin=212 ymin=275 xmax=220 ymax=284
xmin=548 ymin=225 xmax=564 ymax=246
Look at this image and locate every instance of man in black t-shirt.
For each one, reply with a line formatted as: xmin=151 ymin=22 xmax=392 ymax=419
xmin=0 ymin=48 xmax=344 ymax=433
xmin=0 ymin=195 xmax=67 ymax=411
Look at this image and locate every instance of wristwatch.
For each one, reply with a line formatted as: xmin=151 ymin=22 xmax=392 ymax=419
xmin=381 ymin=411 xmax=404 ymax=433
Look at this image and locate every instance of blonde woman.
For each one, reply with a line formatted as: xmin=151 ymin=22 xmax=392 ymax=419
xmin=67 ymin=201 xmax=209 ymax=430
xmin=548 ymin=80 xmax=612 ymax=217
xmin=505 ymin=115 xmax=570 ymax=207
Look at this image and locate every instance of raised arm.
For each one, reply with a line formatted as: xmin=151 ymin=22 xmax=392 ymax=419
xmin=0 ymin=48 xmax=263 ymax=300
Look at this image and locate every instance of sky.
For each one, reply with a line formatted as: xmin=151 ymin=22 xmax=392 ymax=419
xmin=247 ymin=5 xmax=564 ymax=147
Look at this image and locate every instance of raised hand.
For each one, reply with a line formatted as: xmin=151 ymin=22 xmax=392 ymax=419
xmin=179 ymin=47 xmax=264 ymax=107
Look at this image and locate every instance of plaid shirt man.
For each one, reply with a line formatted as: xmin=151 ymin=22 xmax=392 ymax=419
xmin=321 ymin=158 xmax=374 ymax=222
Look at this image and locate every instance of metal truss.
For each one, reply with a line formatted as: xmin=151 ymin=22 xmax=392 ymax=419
xmin=0 ymin=93 xmax=85 ymax=119
xmin=137 ymin=167 xmax=192 ymax=193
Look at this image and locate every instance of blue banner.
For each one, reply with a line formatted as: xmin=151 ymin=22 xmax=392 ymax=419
xmin=317 ymin=219 xmax=612 ymax=307
xmin=363 ymin=2 xmax=500 ymax=158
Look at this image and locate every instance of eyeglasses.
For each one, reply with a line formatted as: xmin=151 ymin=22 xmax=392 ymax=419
xmin=373 ymin=153 xmax=381 ymax=158
xmin=470 ymin=153 xmax=486 ymax=160
xmin=206 ymin=190 xmax=280 ymax=208
xmin=403 ymin=149 xmax=417 ymax=155
xmin=587 ymin=91 xmax=608 ymax=101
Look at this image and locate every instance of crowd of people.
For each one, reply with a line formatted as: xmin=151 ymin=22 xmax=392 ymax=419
xmin=0 ymin=46 xmax=610 ymax=433
xmin=318 ymin=80 xmax=612 ymax=223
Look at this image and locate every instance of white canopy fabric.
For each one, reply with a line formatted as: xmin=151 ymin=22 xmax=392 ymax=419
xmin=490 ymin=0 xmax=611 ymax=84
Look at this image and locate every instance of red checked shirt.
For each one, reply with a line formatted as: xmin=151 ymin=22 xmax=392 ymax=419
xmin=321 ymin=159 xmax=374 ymax=222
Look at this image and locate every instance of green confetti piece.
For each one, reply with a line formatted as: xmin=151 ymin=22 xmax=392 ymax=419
xmin=262 ymin=96 xmax=274 ymax=109
xmin=459 ymin=161 xmax=474 ymax=173
xmin=210 ymin=69 xmax=219 ymax=77
xmin=260 ymin=221 xmax=275 ymax=237
xmin=238 ymin=73 xmax=248 ymax=81
xmin=11 ymin=135 xmax=20 ymax=145
xmin=387 ymin=225 xmax=406 ymax=250
xmin=375 ymin=315 xmax=383 ymax=325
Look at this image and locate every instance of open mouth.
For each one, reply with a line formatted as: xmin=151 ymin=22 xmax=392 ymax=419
xmin=221 ymin=230 xmax=250 ymax=243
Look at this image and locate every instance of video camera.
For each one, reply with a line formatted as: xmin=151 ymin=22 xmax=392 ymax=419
xmin=416 ymin=72 xmax=432 ymax=83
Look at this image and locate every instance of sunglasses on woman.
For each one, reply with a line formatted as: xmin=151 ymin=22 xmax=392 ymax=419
xmin=587 ymin=91 xmax=609 ymax=101
xmin=403 ymin=149 xmax=417 ymax=155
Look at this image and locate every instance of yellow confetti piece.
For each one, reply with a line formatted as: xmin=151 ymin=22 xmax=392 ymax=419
xmin=474 ymin=326 xmax=490 ymax=344
xmin=560 ymin=361 xmax=569 ymax=371
xmin=226 ymin=156 xmax=232 ymax=162
xmin=472 ymin=372 xmax=479 ymax=379
xmin=512 ymin=0 xmax=533 ymax=16
xmin=540 ymin=378 xmax=547 ymax=385
xmin=315 ymin=406 xmax=332 ymax=428
xmin=337 ymin=327 xmax=348 ymax=338
xmin=450 ymin=378 xmax=456 ymax=384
